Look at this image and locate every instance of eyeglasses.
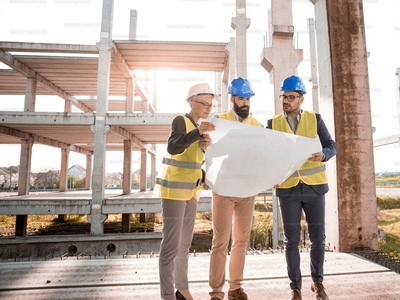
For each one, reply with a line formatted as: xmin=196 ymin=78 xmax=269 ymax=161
xmin=192 ymin=100 xmax=215 ymax=109
xmin=279 ymin=94 xmax=301 ymax=102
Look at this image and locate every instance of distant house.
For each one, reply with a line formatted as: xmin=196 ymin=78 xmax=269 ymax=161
xmin=68 ymin=165 xmax=86 ymax=179
xmin=0 ymin=166 xmax=19 ymax=189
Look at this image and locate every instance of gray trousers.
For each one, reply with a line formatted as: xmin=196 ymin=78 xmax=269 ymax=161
xmin=159 ymin=197 xmax=197 ymax=300
xmin=279 ymin=183 xmax=326 ymax=290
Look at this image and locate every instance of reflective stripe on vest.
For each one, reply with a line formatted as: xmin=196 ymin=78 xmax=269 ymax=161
xmin=155 ymin=178 xmax=197 ymax=190
xmin=155 ymin=115 xmax=204 ymax=200
xmin=162 ymin=157 xmax=201 ymax=170
xmin=289 ymin=164 xmax=326 ymax=178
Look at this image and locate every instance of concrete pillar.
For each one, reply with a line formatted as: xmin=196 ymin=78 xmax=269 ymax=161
xmin=122 ymin=140 xmax=132 ymax=195
xmin=129 ymin=9 xmax=137 ymax=40
xmin=139 ymin=148 xmax=147 ymax=223
xmin=308 ymin=18 xmax=319 ymax=113
xmin=126 ymin=78 xmax=134 ymax=113
xmin=225 ymin=37 xmax=236 ymax=112
xmin=85 ymin=154 xmax=92 ymax=190
xmin=311 ymin=0 xmax=339 ymax=251
xmin=88 ymin=0 xmax=114 ymax=235
xmin=312 ymin=0 xmax=377 ymax=252
xmin=150 ymin=148 xmax=156 ymax=190
xmin=152 ymin=72 xmax=158 ymax=112
xmin=15 ymin=215 xmax=28 ymax=237
xmin=58 ymin=147 xmax=70 ymax=221
xmin=231 ymin=0 xmax=250 ymax=77
xmin=17 ymin=138 xmax=33 ymax=195
xmin=122 ymin=140 xmax=132 ymax=232
xmin=142 ymin=71 xmax=149 ymax=114
xmin=15 ymin=139 xmax=33 ymax=237
xmin=272 ymin=191 xmax=283 ymax=249
xmin=64 ymin=99 xmax=72 ymax=113
xmin=24 ymin=77 xmax=36 ymax=112
xmin=260 ymin=0 xmax=303 ymax=114
xmin=140 ymin=148 xmax=147 ymax=192
xmin=59 ymin=147 xmax=69 ymax=192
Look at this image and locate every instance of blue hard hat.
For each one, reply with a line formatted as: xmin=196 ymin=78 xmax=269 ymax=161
xmin=280 ymin=75 xmax=307 ymax=94
xmin=228 ymin=77 xmax=255 ymax=97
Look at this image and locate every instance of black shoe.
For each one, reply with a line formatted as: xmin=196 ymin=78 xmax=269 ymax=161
xmin=176 ymin=290 xmax=186 ymax=300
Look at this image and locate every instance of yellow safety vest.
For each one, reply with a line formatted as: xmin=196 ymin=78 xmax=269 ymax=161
xmin=218 ymin=110 xmax=263 ymax=127
xmin=155 ymin=116 xmax=204 ymax=201
xmin=272 ymin=110 xmax=328 ymax=188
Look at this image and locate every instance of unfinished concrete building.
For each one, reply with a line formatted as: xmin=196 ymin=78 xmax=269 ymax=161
xmin=0 ymin=0 xmax=379 ymax=256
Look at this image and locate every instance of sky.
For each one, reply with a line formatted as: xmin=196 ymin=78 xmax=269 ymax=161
xmin=0 ymin=0 xmax=399 ymax=173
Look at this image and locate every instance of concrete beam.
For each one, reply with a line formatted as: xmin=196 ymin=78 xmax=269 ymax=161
xmin=0 ymin=50 xmax=92 ymax=113
xmin=109 ymin=125 xmax=147 ymax=150
xmin=110 ymin=44 xmax=133 ymax=79
xmin=0 ymin=197 xmax=211 ymax=215
xmin=106 ymin=113 xmax=175 ymax=125
xmin=0 ymin=112 xmax=95 ymax=125
xmin=0 ymin=200 xmax=91 ymax=215
xmin=373 ymin=134 xmax=400 ymax=147
xmin=0 ymin=41 xmax=98 ymax=54
xmin=0 ymin=125 xmax=93 ymax=156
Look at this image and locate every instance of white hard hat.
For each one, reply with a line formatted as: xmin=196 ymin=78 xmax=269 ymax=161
xmin=186 ymin=83 xmax=217 ymax=102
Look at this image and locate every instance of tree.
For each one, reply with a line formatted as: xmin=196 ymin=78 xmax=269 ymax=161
xmin=34 ymin=167 xmax=60 ymax=189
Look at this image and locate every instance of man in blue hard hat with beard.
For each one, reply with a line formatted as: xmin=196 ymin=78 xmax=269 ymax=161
xmin=208 ymin=77 xmax=263 ymax=300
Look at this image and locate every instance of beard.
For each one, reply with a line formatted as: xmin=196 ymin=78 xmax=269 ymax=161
xmin=233 ymin=101 xmax=250 ymax=119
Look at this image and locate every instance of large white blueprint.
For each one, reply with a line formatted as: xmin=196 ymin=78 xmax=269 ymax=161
xmin=204 ymin=118 xmax=322 ymax=197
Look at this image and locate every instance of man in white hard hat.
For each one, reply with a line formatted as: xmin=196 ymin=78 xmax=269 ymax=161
xmin=155 ymin=83 xmax=216 ymax=300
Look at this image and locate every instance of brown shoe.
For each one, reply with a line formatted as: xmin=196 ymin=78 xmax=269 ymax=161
xmin=228 ymin=288 xmax=249 ymax=300
xmin=311 ymin=282 xmax=329 ymax=300
xmin=289 ymin=289 xmax=302 ymax=300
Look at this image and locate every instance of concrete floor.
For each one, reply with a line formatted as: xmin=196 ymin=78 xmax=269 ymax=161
xmin=0 ymin=251 xmax=399 ymax=300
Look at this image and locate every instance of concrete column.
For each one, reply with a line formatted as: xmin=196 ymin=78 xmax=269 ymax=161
xmin=142 ymin=71 xmax=149 ymax=114
xmin=150 ymin=148 xmax=156 ymax=190
xmin=122 ymin=140 xmax=132 ymax=233
xmin=312 ymin=0 xmax=377 ymax=252
xmin=122 ymin=140 xmax=132 ymax=195
xmin=126 ymin=78 xmax=134 ymax=113
xmin=15 ymin=139 xmax=33 ymax=236
xmin=64 ymin=99 xmax=72 ymax=113
xmin=129 ymin=9 xmax=137 ymax=40
xmin=140 ymin=148 xmax=147 ymax=192
xmin=225 ymin=37 xmax=236 ymax=112
xmin=15 ymin=138 xmax=33 ymax=237
xmin=15 ymin=215 xmax=28 ymax=237
xmin=88 ymin=0 xmax=114 ymax=235
xmin=260 ymin=0 xmax=303 ymax=114
xmin=231 ymin=0 xmax=250 ymax=77
xmin=139 ymin=148 xmax=147 ymax=222
xmin=85 ymin=154 xmax=92 ymax=190
xmin=59 ymin=147 xmax=69 ymax=192
xmin=24 ymin=77 xmax=36 ymax=112
xmin=152 ymin=72 xmax=158 ymax=112
xmin=311 ymin=0 xmax=339 ymax=251
xmin=17 ymin=138 xmax=33 ymax=195
xmin=231 ymin=0 xmax=250 ymax=78
xmin=308 ymin=18 xmax=319 ymax=113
